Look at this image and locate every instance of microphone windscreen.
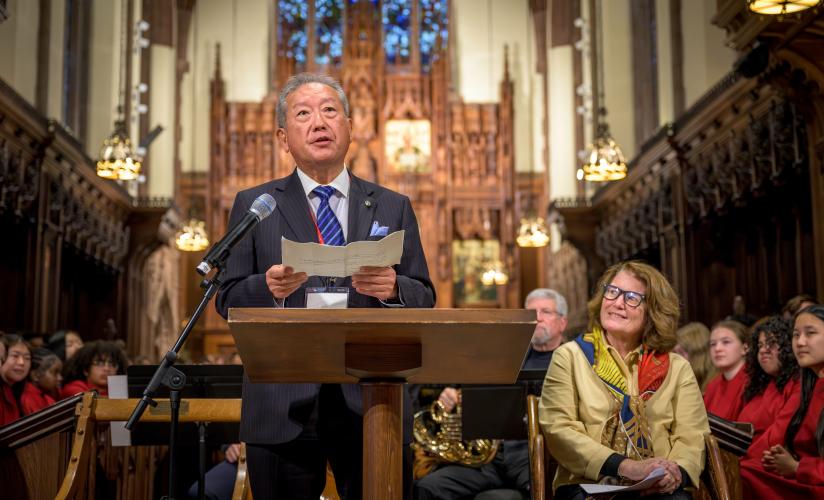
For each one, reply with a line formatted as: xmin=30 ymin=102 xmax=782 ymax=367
xmin=250 ymin=193 xmax=277 ymax=220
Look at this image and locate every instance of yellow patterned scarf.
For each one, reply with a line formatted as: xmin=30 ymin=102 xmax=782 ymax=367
xmin=575 ymin=328 xmax=669 ymax=461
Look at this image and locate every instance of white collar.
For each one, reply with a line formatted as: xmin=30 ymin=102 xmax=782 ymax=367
xmin=296 ymin=166 xmax=350 ymax=198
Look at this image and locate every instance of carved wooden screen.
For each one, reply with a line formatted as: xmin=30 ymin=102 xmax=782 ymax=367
xmin=208 ymin=0 xmax=519 ymax=320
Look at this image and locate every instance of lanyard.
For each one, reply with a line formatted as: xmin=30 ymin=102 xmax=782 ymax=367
xmin=309 ymin=207 xmax=326 ymax=244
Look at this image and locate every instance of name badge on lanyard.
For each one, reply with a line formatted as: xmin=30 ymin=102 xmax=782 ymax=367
xmin=306 ymin=287 xmax=349 ymax=309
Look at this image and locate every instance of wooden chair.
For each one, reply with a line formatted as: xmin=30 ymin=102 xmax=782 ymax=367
xmin=55 ymin=392 xmax=251 ymax=500
xmin=526 ymin=394 xmax=556 ymax=500
xmin=696 ymin=434 xmax=740 ymax=500
xmin=526 ymin=395 xmax=739 ymax=500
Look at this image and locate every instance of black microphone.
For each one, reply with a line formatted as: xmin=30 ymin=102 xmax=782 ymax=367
xmin=197 ymin=193 xmax=276 ymax=275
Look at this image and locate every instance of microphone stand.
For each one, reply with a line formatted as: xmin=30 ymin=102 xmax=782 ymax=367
xmin=125 ymin=269 xmax=225 ymax=500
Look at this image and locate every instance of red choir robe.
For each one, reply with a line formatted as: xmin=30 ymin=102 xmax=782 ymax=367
xmin=740 ymin=377 xmax=824 ymax=497
xmin=59 ymin=379 xmax=98 ymax=400
xmin=21 ymin=382 xmax=57 ymax=415
xmin=0 ymin=383 xmax=21 ymax=426
xmin=704 ymin=366 xmax=748 ymax=420
xmin=738 ymin=377 xmax=801 ymax=445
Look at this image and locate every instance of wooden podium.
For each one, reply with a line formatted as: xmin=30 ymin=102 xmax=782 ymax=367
xmin=228 ymin=308 xmax=535 ymax=500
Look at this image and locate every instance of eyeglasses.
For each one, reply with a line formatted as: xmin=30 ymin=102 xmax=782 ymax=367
xmin=757 ymin=341 xmax=778 ymax=351
xmin=603 ymin=284 xmax=645 ymax=308
xmin=92 ymin=359 xmax=119 ymax=368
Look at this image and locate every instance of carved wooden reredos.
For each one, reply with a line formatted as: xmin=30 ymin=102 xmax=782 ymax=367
xmin=208 ymin=0 xmax=522 ymax=315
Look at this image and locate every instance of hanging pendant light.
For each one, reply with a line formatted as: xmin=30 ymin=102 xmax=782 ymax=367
xmin=747 ymin=0 xmax=820 ymax=16
xmin=481 ymin=260 xmax=509 ymax=286
xmin=579 ymin=0 xmax=628 ymax=183
xmin=175 ymin=218 xmax=210 ymax=252
xmin=97 ymin=0 xmax=142 ymax=181
xmin=581 ymin=122 xmax=627 ymax=181
xmin=97 ymin=118 xmax=142 ymax=180
xmin=516 ymin=216 xmax=550 ymax=248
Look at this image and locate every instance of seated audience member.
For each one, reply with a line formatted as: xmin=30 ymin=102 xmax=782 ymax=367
xmin=22 ymin=331 xmax=46 ymax=349
xmin=704 ymin=320 xmax=749 ymax=420
xmin=674 ymin=322 xmax=716 ymax=393
xmin=539 ymin=261 xmax=708 ymax=499
xmin=737 ymin=317 xmax=800 ymax=443
xmin=60 ymin=341 xmax=127 ymax=399
xmin=414 ymin=288 xmax=568 ymax=500
xmin=1 ymin=335 xmax=32 ymax=426
xmin=21 ymin=348 xmax=63 ymax=415
xmin=48 ymin=329 xmax=84 ymax=361
xmin=740 ymin=304 xmax=824 ymax=497
xmin=783 ymin=294 xmax=817 ymax=320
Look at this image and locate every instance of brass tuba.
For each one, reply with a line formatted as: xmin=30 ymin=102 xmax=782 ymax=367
xmin=412 ymin=394 xmax=499 ymax=468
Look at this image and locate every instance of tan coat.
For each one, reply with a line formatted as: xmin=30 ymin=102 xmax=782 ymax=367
xmin=538 ymin=339 xmax=709 ymax=491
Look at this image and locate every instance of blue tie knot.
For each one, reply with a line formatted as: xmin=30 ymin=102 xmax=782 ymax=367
xmin=313 ymin=185 xmax=336 ymax=201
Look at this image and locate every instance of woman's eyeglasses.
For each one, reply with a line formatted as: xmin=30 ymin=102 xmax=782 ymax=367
xmin=92 ymin=359 xmax=119 ymax=368
xmin=603 ymin=284 xmax=645 ymax=308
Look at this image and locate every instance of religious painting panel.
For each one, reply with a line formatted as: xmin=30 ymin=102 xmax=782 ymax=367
xmin=385 ymin=119 xmax=432 ymax=173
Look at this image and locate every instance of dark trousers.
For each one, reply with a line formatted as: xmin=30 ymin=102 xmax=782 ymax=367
xmin=554 ymin=484 xmax=692 ymax=500
xmin=414 ymin=440 xmax=530 ymax=500
xmin=246 ymin=384 xmax=414 ymax=500
xmin=246 ymin=384 xmax=362 ymax=499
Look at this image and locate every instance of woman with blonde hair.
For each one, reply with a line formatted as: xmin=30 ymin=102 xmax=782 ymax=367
xmin=703 ymin=320 xmax=749 ymax=420
xmin=674 ymin=322 xmax=717 ymax=393
xmin=539 ymin=261 xmax=708 ymax=499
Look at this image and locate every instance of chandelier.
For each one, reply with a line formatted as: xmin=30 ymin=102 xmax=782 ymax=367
xmin=516 ymin=216 xmax=550 ymax=247
xmin=175 ymin=218 xmax=210 ymax=252
xmin=97 ymin=0 xmax=142 ymax=181
xmin=747 ymin=0 xmax=820 ymax=15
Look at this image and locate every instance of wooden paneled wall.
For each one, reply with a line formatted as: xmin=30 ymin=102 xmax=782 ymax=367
xmin=0 ymin=76 xmax=177 ymax=351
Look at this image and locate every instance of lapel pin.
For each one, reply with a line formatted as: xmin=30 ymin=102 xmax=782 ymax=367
xmin=364 ymin=200 xmax=372 ymax=207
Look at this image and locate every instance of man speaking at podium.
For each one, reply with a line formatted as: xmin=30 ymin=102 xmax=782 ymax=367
xmin=216 ymin=73 xmax=436 ymax=499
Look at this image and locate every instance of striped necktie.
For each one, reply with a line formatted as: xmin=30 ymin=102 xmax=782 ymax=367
xmin=312 ymin=185 xmax=345 ymax=246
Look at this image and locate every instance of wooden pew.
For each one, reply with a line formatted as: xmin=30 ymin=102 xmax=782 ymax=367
xmin=55 ymin=392 xmax=248 ymax=500
xmin=0 ymin=395 xmax=82 ymax=500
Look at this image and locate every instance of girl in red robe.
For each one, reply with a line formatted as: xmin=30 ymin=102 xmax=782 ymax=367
xmin=60 ymin=341 xmax=127 ymax=400
xmin=704 ymin=320 xmax=749 ymax=420
xmin=0 ymin=335 xmax=32 ymax=426
xmin=737 ymin=316 xmax=801 ymax=443
xmin=740 ymin=304 xmax=824 ymax=497
xmin=21 ymin=348 xmax=63 ymax=415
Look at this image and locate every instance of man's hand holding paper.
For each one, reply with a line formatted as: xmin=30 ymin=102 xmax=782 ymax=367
xmin=351 ymin=266 xmax=398 ymax=300
xmin=281 ymin=229 xmax=405 ymax=278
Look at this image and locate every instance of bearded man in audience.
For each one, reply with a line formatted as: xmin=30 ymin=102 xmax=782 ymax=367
xmin=414 ymin=288 xmax=568 ymax=500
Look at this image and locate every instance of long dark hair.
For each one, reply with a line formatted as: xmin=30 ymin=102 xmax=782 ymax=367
xmin=784 ymin=304 xmax=824 ymax=457
xmin=743 ymin=316 xmax=798 ymax=402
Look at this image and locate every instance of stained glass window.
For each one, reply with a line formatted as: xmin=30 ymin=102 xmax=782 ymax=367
xmin=276 ymin=0 xmax=448 ymax=71
xmin=420 ymin=0 xmax=448 ymax=69
xmin=382 ymin=0 xmax=411 ymax=65
xmin=315 ymin=0 xmax=344 ymax=66
xmin=279 ymin=0 xmax=308 ymax=67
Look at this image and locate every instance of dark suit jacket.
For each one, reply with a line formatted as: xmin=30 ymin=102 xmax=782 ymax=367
xmin=216 ymin=169 xmax=436 ymax=444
